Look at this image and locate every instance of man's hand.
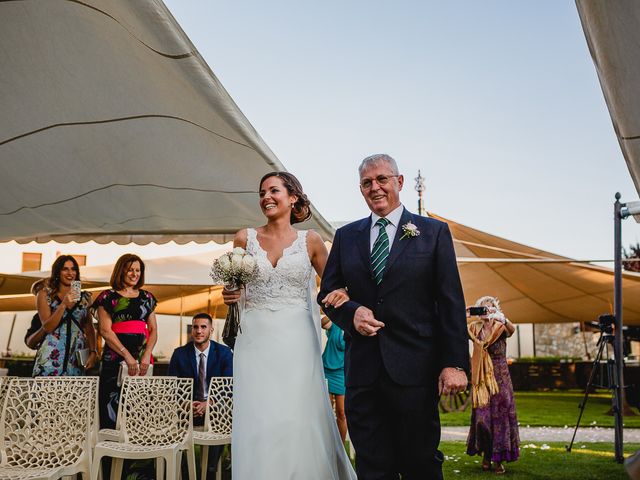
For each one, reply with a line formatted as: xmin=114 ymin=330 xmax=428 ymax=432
xmin=438 ymin=367 xmax=468 ymax=396
xmin=353 ymin=306 xmax=385 ymax=336
xmin=193 ymin=400 xmax=207 ymax=417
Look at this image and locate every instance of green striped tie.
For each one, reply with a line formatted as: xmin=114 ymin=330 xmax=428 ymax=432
xmin=371 ymin=217 xmax=390 ymax=285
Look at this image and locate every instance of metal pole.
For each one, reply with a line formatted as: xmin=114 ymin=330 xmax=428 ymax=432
xmin=613 ymin=192 xmax=624 ymax=463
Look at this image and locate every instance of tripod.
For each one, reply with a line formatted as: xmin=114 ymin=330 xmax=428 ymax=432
xmin=566 ymin=330 xmax=621 ymax=453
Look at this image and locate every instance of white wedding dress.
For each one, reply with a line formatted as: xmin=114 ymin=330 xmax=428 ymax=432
xmin=232 ymin=229 xmax=356 ymax=479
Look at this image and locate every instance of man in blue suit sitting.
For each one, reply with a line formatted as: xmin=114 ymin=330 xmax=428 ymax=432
xmin=169 ymin=312 xmax=233 ymax=478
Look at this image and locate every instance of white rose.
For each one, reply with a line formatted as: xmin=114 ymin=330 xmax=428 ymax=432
xmin=242 ymin=255 xmax=256 ymax=272
xmin=231 ymin=254 xmax=243 ymax=269
xmin=218 ymin=255 xmax=231 ymax=270
xmin=233 ymin=247 xmax=246 ymax=256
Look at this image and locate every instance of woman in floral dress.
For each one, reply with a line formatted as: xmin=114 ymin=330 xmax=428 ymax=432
xmin=33 ymin=255 xmax=97 ymax=376
xmin=93 ymin=254 xmax=158 ymax=429
xmin=466 ymin=296 xmax=520 ymax=474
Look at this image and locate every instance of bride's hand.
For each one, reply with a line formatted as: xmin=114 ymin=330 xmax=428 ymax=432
xmin=222 ymin=286 xmax=242 ymax=305
xmin=322 ymin=288 xmax=349 ymax=309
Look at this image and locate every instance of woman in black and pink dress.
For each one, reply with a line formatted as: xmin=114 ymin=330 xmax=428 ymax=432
xmin=93 ymin=253 xmax=158 ymax=429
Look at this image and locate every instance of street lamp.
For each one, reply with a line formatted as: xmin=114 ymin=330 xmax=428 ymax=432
xmin=613 ymin=192 xmax=640 ymax=463
xmin=415 ymin=170 xmax=426 ymax=216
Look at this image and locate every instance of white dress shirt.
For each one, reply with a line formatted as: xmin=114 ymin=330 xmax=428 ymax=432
xmin=370 ymin=204 xmax=404 ymax=252
xmin=194 ymin=341 xmax=211 ymax=399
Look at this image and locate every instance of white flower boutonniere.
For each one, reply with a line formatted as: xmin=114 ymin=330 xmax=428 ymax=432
xmin=400 ymin=222 xmax=420 ymax=240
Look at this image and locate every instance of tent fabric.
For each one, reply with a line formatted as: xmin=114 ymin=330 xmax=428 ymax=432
xmin=433 ymin=214 xmax=640 ymax=325
xmin=0 ymin=0 xmax=334 ymax=244
xmin=576 ymin=0 xmax=640 ymax=195
xmin=3 ymin=215 xmax=640 ymax=324
xmin=0 ymin=248 xmax=231 ymax=316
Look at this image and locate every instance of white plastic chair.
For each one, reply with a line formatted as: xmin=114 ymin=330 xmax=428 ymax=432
xmin=0 ymin=377 xmax=95 ymax=480
xmin=91 ymin=376 xmax=196 ymax=480
xmin=193 ymin=377 xmax=233 ymax=480
xmin=96 ymin=384 xmax=164 ymax=480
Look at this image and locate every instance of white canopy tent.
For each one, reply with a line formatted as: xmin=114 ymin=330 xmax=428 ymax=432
xmin=0 ymin=0 xmax=334 ymax=245
xmin=576 ymin=0 xmax=640 ymax=194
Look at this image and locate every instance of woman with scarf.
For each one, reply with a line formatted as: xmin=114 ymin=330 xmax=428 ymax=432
xmin=466 ymin=296 xmax=520 ymax=474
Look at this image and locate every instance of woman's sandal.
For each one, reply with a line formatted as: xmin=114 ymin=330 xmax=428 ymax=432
xmin=482 ymin=460 xmax=491 ymax=471
xmin=494 ymin=462 xmax=505 ymax=475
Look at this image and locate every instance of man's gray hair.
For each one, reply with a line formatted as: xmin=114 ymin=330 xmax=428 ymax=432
xmin=358 ymin=153 xmax=400 ymax=176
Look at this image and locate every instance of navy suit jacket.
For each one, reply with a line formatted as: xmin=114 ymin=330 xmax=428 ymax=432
xmin=318 ymin=208 xmax=469 ymax=387
xmin=168 ymin=340 xmax=233 ymax=397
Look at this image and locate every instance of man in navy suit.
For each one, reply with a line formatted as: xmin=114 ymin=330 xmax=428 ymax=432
xmin=168 ymin=313 xmax=233 ymax=478
xmin=319 ymin=154 xmax=469 ymax=479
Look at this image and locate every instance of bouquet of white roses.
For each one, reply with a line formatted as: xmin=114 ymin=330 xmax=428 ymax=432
xmin=210 ymin=247 xmax=259 ymax=346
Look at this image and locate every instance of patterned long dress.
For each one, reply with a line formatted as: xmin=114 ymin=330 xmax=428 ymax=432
xmin=466 ymin=333 xmax=520 ymax=463
xmin=32 ymin=290 xmax=92 ymax=377
xmin=92 ymin=289 xmax=157 ymax=429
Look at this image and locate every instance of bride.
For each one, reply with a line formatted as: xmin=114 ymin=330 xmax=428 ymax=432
xmin=223 ymin=171 xmax=356 ymax=479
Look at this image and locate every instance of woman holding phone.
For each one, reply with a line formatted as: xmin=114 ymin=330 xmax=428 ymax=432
xmin=32 ymin=255 xmax=97 ymax=376
xmin=93 ymin=253 xmax=158 ymax=429
xmin=466 ymin=296 xmax=520 ymax=474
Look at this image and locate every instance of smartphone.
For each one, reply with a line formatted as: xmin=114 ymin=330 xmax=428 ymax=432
xmin=468 ymin=306 xmax=488 ymax=316
xmin=71 ymin=280 xmax=82 ymax=300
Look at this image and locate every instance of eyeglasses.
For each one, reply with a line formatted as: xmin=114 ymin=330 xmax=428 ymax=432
xmin=359 ymin=174 xmax=400 ymax=190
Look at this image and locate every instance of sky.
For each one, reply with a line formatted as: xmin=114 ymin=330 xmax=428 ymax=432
xmin=163 ymin=0 xmax=640 ymax=262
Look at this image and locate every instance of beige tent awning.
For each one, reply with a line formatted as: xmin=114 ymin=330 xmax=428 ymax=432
xmin=0 ymin=0 xmax=334 ymax=244
xmin=0 ymin=248 xmax=231 ymax=316
xmin=576 ymin=0 xmax=640 ymax=195
xmin=3 ymin=215 xmax=640 ymax=323
xmin=436 ymin=213 xmax=640 ymax=324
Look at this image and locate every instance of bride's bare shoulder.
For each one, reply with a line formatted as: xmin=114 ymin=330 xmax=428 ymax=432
xmin=305 ymin=229 xmax=326 ymax=250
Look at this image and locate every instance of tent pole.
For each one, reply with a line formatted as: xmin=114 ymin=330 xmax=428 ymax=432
xmin=613 ymin=193 xmax=624 ymax=463
xmin=5 ymin=313 xmax=17 ymax=355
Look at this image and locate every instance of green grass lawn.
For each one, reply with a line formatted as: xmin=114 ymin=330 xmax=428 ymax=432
xmin=440 ymin=390 xmax=640 ymax=428
xmin=441 ymin=441 xmax=637 ymax=479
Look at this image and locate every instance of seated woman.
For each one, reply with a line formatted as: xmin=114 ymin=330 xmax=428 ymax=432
xmin=93 ymin=253 xmax=157 ymax=429
xmin=32 ymin=256 xmax=97 ymax=376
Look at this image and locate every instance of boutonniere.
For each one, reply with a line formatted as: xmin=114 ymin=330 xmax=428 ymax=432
xmin=400 ymin=222 xmax=420 ymax=240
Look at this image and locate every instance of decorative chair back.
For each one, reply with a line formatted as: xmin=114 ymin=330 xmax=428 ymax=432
xmin=204 ymin=377 xmax=233 ymax=435
xmin=34 ymin=376 xmax=100 ymax=445
xmin=0 ymin=377 xmax=94 ymax=469
xmin=120 ymin=376 xmax=193 ymax=446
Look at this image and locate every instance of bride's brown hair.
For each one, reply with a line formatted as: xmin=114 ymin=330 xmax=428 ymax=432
xmin=259 ymin=172 xmax=312 ymax=224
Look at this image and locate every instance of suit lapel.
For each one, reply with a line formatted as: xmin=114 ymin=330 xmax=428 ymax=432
xmin=188 ymin=343 xmax=198 ymax=378
xmin=356 ymin=216 xmax=373 ymax=277
xmin=384 ymin=208 xmax=413 ymax=274
xmin=206 ymin=342 xmax=216 ymax=378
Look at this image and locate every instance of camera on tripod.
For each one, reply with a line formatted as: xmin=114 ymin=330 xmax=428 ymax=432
xmin=596 ymin=313 xmax=615 ymax=335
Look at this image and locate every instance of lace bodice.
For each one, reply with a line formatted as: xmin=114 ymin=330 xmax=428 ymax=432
xmin=244 ymin=229 xmax=314 ymax=312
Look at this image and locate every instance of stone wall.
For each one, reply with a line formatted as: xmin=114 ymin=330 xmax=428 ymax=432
xmin=533 ymin=323 xmax=601 ymax=359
